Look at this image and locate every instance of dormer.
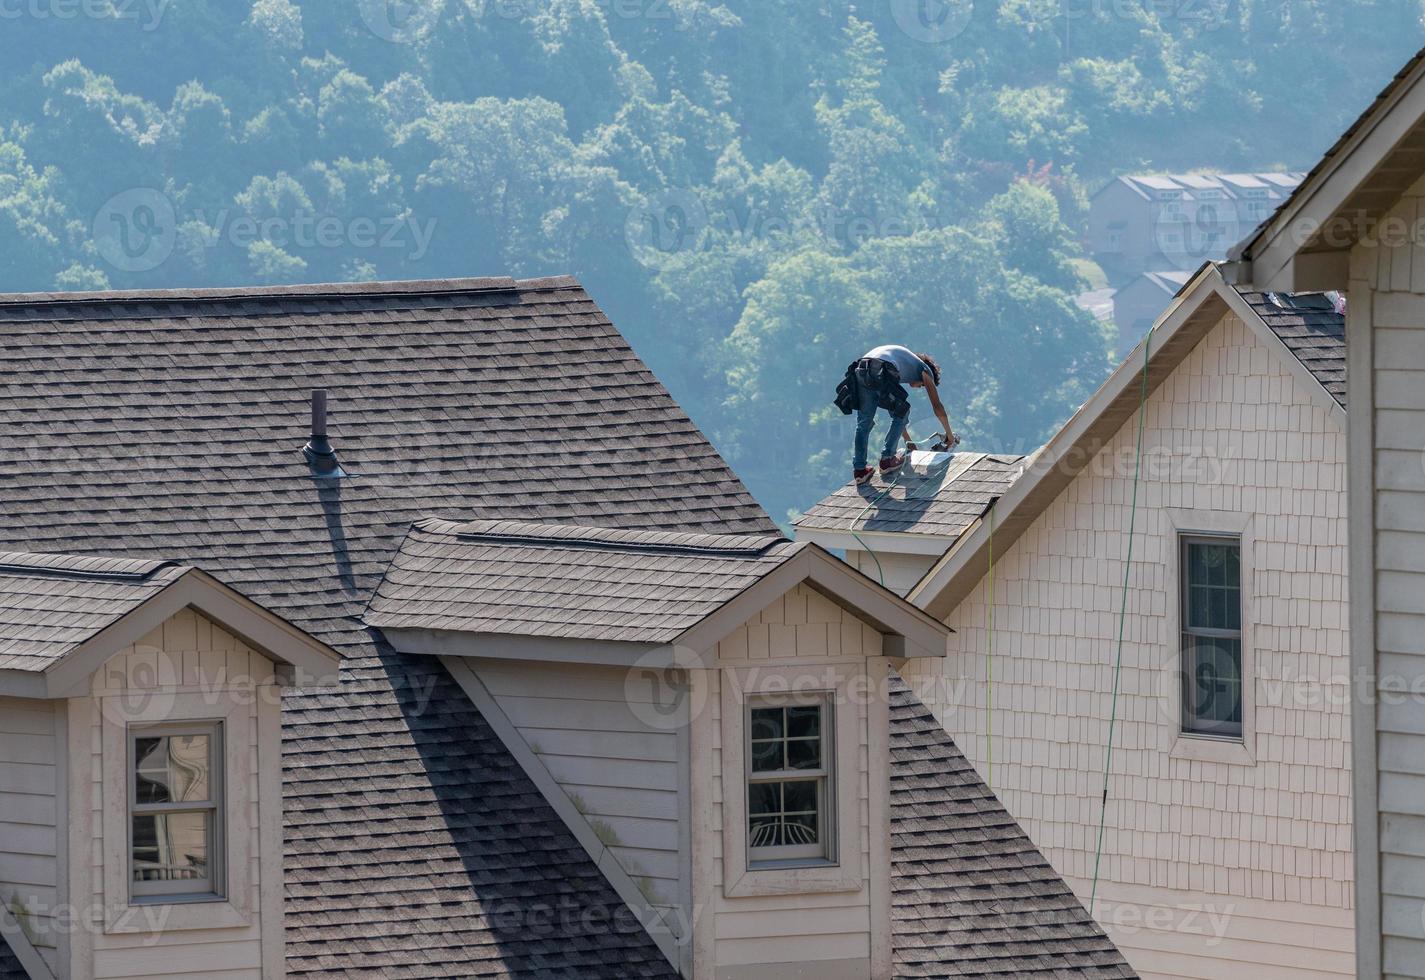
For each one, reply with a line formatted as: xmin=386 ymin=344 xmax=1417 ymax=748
xmin=367 ymin=519 xmax=952 ymax=978
xmin=0 ymin=552 xmax=340 ymax=980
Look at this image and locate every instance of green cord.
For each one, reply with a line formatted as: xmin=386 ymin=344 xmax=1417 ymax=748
xmin=985 ymin=503 xmax=995 ymax=790
xmin=1090 ymin=327 xmax=1155 ymax=912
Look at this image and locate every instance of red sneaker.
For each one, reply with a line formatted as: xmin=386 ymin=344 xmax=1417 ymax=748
xmin=853 ymin=466 xmax=875 ymax=485
xmin=879 ymin=453 xmax=905 ymax=476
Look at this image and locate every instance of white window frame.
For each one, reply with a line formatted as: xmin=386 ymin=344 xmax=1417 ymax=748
xmin=745 ymin=695 xmax=835 ymax=866
xmin=128 ymin=722 xmax=226 ymax=902
xmin=1179 ymin=535 xmax=1244 ymax=740
xmin=99 ymin=690 xmax=257 ymax=933
xmin=719 ymin=663 xmax=865 ymax=898
xmin=1164 ymin=508 xmax=1256 ymax=766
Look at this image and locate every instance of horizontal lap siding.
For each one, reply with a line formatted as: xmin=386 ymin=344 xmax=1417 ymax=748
xmin=905 ymin=311 xmax=1353 ymax=979
xmin=1366 ymin=218 xmax=1425 ymax=979
xmin=472 ymin=660 xmax=685 ymax=914
xmin=0 ymin=696 xmax=60 ymax=968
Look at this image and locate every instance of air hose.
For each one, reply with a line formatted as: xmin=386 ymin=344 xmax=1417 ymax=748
xmin=1090 ymin=326 xmax=1155 ymax=912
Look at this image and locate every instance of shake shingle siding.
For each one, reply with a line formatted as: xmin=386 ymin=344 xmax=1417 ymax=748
xmin=889 ymin=672 xmax=1135 ymax=978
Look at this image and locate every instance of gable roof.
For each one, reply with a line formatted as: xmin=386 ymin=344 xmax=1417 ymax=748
xmin=909 ymin=263 xmax=1346 ymax=618
xmin=795 ymin=453 xmax=1025 ymax=548
xmin=1228 ymin=46 xmax=1425 ymax=291
xmin=0 ymin=552 xmax=184 ymax=672
xmin=0 ymin=551 xmax=342 ymax=698
xmin=369 ymin=517 xmax=951 ymax=661
xmin=0 ymin=275 xmax=756 ymax=977
xmin=367 ymin=518 xmax=800 ymax=643
xmin=888 ymin=671 xmax=1134 ymax=978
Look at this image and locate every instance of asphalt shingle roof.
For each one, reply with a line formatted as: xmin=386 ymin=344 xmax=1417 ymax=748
xmin=889 ymin=672 xmax=1136 ymax=978
xmin=366 ymin=518 xmax=800 ymax=643
xmin=796 ymin=453 xmax=1026 ymax=538
xmin=0 ymin=274 xmax=1129 ymax=977
xmin=0 ymin=551 xmax=184 ymax=672
xmin=1235 ymin=289 xmax=1347 ymax=408
xmin=0 ymin=934 xmax=26 ymax=980
xmin=0 ymin=275 xmax=752 ymax=978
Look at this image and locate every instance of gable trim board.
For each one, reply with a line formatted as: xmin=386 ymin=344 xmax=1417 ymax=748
xmin=438 ymin=657 xmax=690 ymax=977
xmin=1228 ymin=47 xmax=1425 ymax=292
xmin=0 ymin=567 xmax=343 ymax=699
xmin=909 ymin=262 xmax=1347 ymax=618
xmin=0 ymin=903 xmax=54 ymax=980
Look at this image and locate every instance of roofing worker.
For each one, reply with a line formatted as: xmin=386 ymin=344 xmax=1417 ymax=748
xmin=834 ymin=344 xmax=958 ymax=485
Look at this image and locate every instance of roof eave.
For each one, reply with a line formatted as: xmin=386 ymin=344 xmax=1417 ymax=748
xmin=1233 ymin=48 xmax=1425 ymax=292
xmin=23 ymin=569 xmax=344 ymax=699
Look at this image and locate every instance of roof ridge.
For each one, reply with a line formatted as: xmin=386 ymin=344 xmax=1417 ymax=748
xmin=0 ymin=551 xmax=185 ymax=584
xmin=0 ymin=275 xmax=585 ymax=309
xmin=414 ymin=517 xmax=790 ymax=558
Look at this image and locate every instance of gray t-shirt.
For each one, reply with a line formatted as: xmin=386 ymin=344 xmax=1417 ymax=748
xmin=864 ymin=344 xmax=928 ymax=384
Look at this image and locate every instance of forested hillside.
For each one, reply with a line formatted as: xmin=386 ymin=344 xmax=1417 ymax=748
xmin=2 ymin=1 xmax=1420 ymax=522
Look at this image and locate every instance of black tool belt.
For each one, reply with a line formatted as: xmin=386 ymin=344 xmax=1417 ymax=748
xmin=833 ymin=357 xmax=910 ymax=418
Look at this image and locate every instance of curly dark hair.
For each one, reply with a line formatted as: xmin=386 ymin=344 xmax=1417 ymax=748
xmin=917 ymin=352 xmax=942 ymax=386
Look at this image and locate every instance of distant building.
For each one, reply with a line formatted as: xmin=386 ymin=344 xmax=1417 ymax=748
xmin=1089 ymin=172 xmax=1304 ymax=286
xmin=1111 ymin=269 xmax=1190 ymax=357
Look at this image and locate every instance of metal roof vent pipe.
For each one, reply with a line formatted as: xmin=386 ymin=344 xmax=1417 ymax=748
xmin=303 ymin=389 xmax=348 ymax=479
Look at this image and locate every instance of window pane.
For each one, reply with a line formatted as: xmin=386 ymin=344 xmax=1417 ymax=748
xmin=750 ymin=739 xmax=782 ymax=773
xmin=749 ymin=707 xmax=783 ymax=742
xmin=1185 ymin=540 xmax=1241 ymax=632
xmin=134 ymin=734 xmax=212 ymax=805
xmin=132 ymin=811 xmax=211 ymax=883
xmin=749 ymin=782 xmax=780 ymax=816
xmin=786 ymin=706 xmax=820 ymax=738
xmin=785 ymin=737 xmax=821 ymax=770
xmin=781 ymin=779 xmax=818 ymax=815
xmin=1182 ymin=635 xmax=1242 ymax=736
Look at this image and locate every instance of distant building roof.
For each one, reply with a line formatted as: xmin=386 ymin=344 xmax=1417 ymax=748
xmin=1105 ymin=171 xmax=1305 ymax=201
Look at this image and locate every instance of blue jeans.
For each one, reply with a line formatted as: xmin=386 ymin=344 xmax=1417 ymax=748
xmin=853 ymin=381 xmax=907 ymax=470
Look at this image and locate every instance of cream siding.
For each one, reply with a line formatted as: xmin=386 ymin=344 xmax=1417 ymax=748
xmin=0 ymin=696 xmax=64 ymax=973
xmin=1350 ymin=178 xmax=1425 ymax=979
xmin=69 ymin=608 xmax=284 ymax=980
xmin=844 ymin=548 xmax=936 ymax=597
xmin=692 ymin=583 xmax=889 ymax=980
xmin=902 ymin=310 xmax=1354 ymax=978
xmin=469 ymin=659 xmax=687 ymax=924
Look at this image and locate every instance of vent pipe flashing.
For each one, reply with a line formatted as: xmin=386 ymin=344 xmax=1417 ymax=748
xmin=303 ymin=389 xmax=347 ymax=478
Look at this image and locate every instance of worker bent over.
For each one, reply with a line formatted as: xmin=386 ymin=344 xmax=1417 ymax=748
xmin=834 ymin=345 xmax=957 ymax=486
